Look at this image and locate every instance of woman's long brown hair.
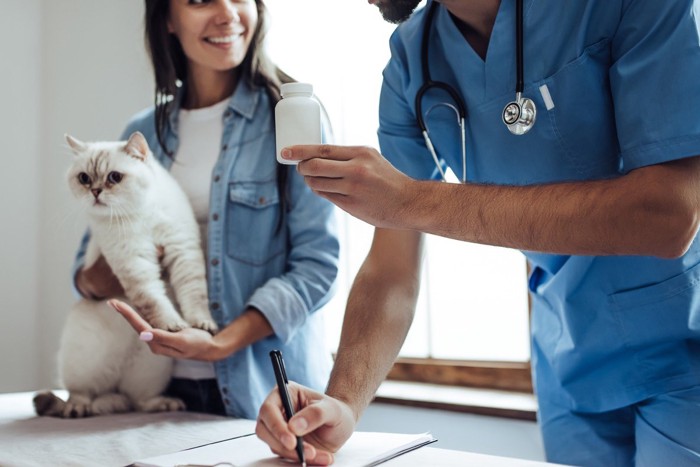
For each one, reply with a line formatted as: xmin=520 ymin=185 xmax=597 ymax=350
xmin=144 ymin=0 xmax=291 ymax=230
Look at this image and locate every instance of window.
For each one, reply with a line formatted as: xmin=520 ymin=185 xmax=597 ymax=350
xmin=266 ymin=0 xmax=531 ymax=393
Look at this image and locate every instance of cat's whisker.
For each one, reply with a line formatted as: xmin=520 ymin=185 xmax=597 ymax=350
xmin=117 ymin=202 xmax=137 ymax=233
xmin=108 ymin=205 xmax=116 ymax=236
xmin=47 ymin=201 xmax=85 ymax=233
xmin=112 ymin=205 xmax=127 ymax=241
xmin=116 ymin=204 xmax=137 ymax=243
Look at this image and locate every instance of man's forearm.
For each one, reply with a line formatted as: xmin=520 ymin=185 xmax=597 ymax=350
xmin=325 ymin=229 xmax=423 ymax=421
xmin=407 ymin=157 xmax=700 ymax=258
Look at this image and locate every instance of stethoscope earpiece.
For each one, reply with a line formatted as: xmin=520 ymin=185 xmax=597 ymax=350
xmin=502 ymin=93 xmax=536 ymax=135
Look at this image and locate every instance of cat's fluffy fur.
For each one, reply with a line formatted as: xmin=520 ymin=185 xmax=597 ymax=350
xmin=34 ymin=131 xmax=217 ymax=418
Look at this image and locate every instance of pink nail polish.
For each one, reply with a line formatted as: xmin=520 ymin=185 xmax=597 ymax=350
xmin=140 ymin=331 xmax=153 ymax=342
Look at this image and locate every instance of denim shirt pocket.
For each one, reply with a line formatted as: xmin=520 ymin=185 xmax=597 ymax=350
xmin=226 ymin=180 xmax=285 ymax=266
xmin=541 ymin=38 xmax=620 ymax=177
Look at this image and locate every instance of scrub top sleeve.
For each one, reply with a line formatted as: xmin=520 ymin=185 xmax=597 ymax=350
xmin=611 ymin=0 xmax=700 ymax=172
xmin=378 ymin=37 xmax=442 ymax=181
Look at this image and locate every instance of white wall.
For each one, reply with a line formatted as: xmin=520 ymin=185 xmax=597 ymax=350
xmin=0 ymin=0 xmax=152 ymax=391
xmin=0 ymin=1 xmax=42 ymax=392
xmin=35 ymin=0 xmax=153 ymax=388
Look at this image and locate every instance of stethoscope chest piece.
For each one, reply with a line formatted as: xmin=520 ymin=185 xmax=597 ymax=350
xmin=502 ymin=93 xmax=536 ymax=135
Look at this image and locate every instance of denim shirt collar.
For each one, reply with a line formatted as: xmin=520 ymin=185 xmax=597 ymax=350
xmin=161 ymin=78 xmax=261 ymax=161
xmin=166 ymin=77 xmax=260 ymax=135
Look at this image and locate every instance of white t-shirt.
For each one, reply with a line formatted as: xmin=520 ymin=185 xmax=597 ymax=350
xmin=169 ymin=97 xmax=230 ymax=380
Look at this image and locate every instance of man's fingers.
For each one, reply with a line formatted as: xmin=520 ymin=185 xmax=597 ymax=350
xmin=257 ymin=393 xmax=297 ymax=448
xmin=108 ymin=299 xmax=152 ymax=333
xmin=297 ymin=157 xmax=348 ymax=179
xmin=256 ymin=407 xmax=332 ymax=465
xmin=291 ymin=397 xmax=341 ymax=437
xmin=256 ymin=417 xmax=318 ymax=461
xmin=282 ymin=144 xmax=357 ymax=162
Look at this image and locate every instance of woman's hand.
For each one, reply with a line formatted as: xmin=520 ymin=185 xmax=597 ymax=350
xmin=256 ymin=382 xmax=356 ymax=466
xmin=76 ymin=255 xmax=124 ymax=300
xmin=108 ymin=299 xmax=224 ymax=361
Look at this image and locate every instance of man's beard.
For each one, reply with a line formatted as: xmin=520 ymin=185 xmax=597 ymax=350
xmin=378 ymin=0 xmax=423 ymax=24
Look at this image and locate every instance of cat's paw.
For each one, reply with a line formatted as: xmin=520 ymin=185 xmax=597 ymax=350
xmin=149 ymin=315 xmax=190 ymax=332
xmin=189 ymin=317 xmax=219 ymax=335
xmin=137 ymin=396 xmax=186 ymax=413
xmin=62 ymin=399 xmax=93 ymax=418
xmin=33 ymin=391 xmax=68 ymax=417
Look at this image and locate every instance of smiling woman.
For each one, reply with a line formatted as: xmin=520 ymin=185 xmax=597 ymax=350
xmin=166 ymin=0 xmax=256 ymax=77
xmin=68 ymin=0 xmax=340 ymax=420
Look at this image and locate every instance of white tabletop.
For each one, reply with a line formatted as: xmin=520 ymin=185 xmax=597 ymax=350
xmin=0 ymin=391 xmax=560 ymax=467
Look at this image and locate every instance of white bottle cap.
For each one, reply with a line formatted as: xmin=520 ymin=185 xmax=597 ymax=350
xmin=281 ymin=82 xmax=313 ymax=97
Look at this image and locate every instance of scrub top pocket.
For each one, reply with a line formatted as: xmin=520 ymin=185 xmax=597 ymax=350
xmin=226 ymin=181 xmax=285 ymax=266
xmin=609 ymin=260 xmax=700 ymax=383
xmin=541 ymin=39 xmax=620 ymax=178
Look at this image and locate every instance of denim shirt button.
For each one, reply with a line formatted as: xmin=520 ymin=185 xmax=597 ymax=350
xmin=211 ymin=258 xmax=220 ymax=266
xmin=222 ymin=386 xmax=228 ymax=395
xmin=213 ymin=174 xmax=220 ymax=182
xmin=212 ymin=213 xmax=219 ymax=221
xmin=222 ymin=144 xmax=228 ymax=151
xmin=211 ymin=302 xmax=220 ymax=310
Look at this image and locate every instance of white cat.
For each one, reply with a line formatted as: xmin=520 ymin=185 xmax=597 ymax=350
xmin=34 ymin=131 xmax=217 ymax=418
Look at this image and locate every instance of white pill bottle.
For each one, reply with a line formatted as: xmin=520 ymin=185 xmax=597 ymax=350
xmin=275 ymin=82 xmax=322 ymax=164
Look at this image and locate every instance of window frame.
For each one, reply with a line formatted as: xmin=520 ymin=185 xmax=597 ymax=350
xmin=387 ymin=358 xmax=533 ymax=393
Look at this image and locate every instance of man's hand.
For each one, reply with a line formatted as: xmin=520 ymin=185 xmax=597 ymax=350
xmin=281 ymin=145 xmax=416 ymax=229
xmin=256 ymin=382 xmax=356 ymax=466
xmin=108 ymin=299 xmax=224 ymax=361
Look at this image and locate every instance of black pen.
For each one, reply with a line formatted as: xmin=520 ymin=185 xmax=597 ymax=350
xmin=270 ymin=350 xmax=306 ymax=467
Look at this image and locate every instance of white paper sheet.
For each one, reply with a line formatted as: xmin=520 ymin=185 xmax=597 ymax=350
xmin=134 ymin=431 xmax=436 ymax=467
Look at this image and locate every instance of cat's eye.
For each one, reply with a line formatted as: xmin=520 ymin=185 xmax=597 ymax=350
xmin=77 ymin=172 xmax=91 ymax=185
xmin=107 ymin=171 xmax=123 ymax=184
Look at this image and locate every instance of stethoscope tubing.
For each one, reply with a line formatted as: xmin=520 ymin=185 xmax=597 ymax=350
xmin=414 ymin=0 xmax=534 ymax=183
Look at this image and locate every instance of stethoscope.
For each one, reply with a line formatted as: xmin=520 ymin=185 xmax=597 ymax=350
xmin=415 ymin=0 xmax=536 ymax=183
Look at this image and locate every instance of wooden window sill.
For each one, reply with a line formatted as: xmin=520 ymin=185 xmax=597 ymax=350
xmin=373 ymin=380 xmax=538 ymax=421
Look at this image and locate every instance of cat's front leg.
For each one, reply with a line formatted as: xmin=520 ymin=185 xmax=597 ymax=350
xmin=162 ymin=242 xmax=218 ymax=334
xmin=111 ymin=253 xmax=189 ymax=332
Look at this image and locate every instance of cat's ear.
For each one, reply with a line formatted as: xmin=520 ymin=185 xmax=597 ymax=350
xmin=124 ymin=131 xmax=150 ymax=161
xmin=65 ymin=134 xmax=87 ymax=154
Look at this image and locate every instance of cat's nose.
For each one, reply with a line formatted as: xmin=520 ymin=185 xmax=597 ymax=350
xmin=91 ymin=188 xmax=102 ymax=199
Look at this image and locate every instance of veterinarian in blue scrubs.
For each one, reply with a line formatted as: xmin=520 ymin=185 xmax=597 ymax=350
xmin=73 ymin=0 xmax=339 ymax=421
xmin=255 ymin=1 xmax=700 ymax=465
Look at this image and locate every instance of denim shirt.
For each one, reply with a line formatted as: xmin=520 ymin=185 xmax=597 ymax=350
xmin=73 ymin=79 xmax=339 ymax=419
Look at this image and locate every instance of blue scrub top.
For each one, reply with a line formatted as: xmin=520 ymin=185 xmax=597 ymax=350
xmin=379 ymin=0 xmax=700 ymax=412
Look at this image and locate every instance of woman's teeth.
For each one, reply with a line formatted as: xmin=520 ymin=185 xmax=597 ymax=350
xmin=207 ymin=35 xmax=238 ymax=44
